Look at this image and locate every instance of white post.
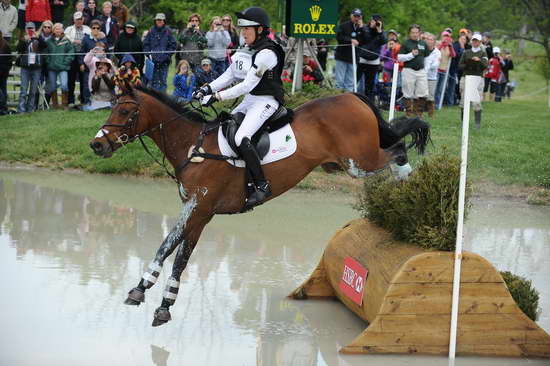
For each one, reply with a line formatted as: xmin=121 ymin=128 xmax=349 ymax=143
xmin=388 ymin=62 xmax=400 ymax=121
xmin=448 ymin=74 xmax=475 ymax=360
xmin=352 ymin=44 xmax=357 ymax=93
xmin=437 ymin=67 xmax=451 ymax=110
xmin=291 ymin=40 xmax=304 ymax=95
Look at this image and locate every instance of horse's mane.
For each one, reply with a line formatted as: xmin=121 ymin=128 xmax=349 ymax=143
xmin=133 ymin=85 xmax=207 ymax=124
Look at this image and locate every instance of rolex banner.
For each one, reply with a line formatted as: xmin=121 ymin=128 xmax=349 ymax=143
xmin=286 ymin=0 xmax=338 ymax=39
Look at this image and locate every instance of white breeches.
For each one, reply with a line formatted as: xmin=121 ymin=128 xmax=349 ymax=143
xmin=232 ymin=94 xmax=279 ymax=147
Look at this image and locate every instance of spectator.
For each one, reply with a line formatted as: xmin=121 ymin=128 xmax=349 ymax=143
xmin=486 ymin=46 xmax=505 ymax=102
xmin=65 ymin=11 xmax=91 ymax=107
xmin=172 ymin=59 xmax=195 ymax=103
xmin=143 ymin=13 xmax=176 ymax=92
xmin=0 ymin=31 xmax=13 ymax=115
xmin=17 ymin=0 xmax=26 ymax=39
xmin=49 ymin=0 xmax=67 ymax=24
xmin=83 ymin=0 xmax=100 ymax=25
xmin=195 ymin=58 xmax=218 ymax=86
xmin=448 ymin=34 xmax=467 ymax=105
xmin=176 ymin=13 xmax=207 ymax=70
xmin=206 ymin=16 xmax=231 ymax=75
xmin=37 ymin=20 xmax=53 ymax=104
xmin=387 ymin=29 xmax=399 ymax=42
xmin=17 ymin=22 xmax=47 ymax=113
xmin=114 ymin=21 xmax=143 ymax=72
xmin=334 ymin=8 xmax=364 ymax=91
xmin=381 ymin=39 xmax=398 ymax=79
xmin=221 ymin=14 xmax=238 ymax=57
xmin=111 ymin=0 xmax=127 ymax=29
xmin=434 ymin=30 xmax=456 ymax=108
xmin=423 ymin=32 xmax=440 ymax=118
xmin=46 ymin=23 xmax=74 ymax=109
xmin=458 ymin=33 xmax=488 ymax=128
xmin=458 ymin=28 xmax=471 ymax=49
xmin=398 ymin=24 xmax=430 ymax=117
xmin=25 ymin=0 xmax=51 ymax=29
xmin=81 ymin=19 xmax=107 ymax=62
xmin=502 ymin=49 xmax=514 ymax=98
xmin=316 ymin=38 xmax=328 ymax=71
xmin=0 ymin=0 xmax=18 ymax=42
xmin=481 ymin=31 xmax=494 ymax=100
xmin=302 ymin=50 xmax=323 ymax=84
xmin=113 ymin=53 xmax=141 ymax=93
xmin=356 ymin=13 xmax=386 ymax=102
xmin=99 ymin=1 xmax=118 ymax=53
xmin=83 ymin=54 xmax=115 ymax=111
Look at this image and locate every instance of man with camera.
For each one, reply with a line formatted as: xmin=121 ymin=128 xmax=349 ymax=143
xmin=334 ymin=8 xmax=364 ymax=91
xmin=176 ymin=13 xmax=207 ymax=71
xmin=356 ymin=13 xmax=386 ymax=102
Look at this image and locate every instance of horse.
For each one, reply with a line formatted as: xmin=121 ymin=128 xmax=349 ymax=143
xmin=89 ymin=85 xmax=430 ymax=326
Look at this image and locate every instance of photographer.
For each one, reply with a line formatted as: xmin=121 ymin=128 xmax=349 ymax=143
xmin=356 ymin=13 xmax=386 ymax=102
xmin=334 ymin=8 xmax=364 ymax=91
xmin=16 ymin=22 xmax=47 ymax=113
xmin=206 ymin=16 xmax=231 ymax=75
xmin=83 ymin=42 xmax=115 ymax=111
xmin=176 ymin=13 xmax=207 ymax=71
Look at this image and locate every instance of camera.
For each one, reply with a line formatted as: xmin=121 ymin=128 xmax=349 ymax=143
xmin=376 ymin=21 xmax=381 ymax=27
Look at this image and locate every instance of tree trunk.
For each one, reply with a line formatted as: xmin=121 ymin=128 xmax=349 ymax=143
xmin=518 ymin=24 xmax=528 ymax=56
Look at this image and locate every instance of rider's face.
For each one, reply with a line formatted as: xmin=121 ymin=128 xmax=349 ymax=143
xmin=240 ymin=26 xmax=262 ymax=45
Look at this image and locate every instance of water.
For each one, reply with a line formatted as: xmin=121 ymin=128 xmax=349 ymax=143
xmin=0 ymin=168 xmax=549 ymax=366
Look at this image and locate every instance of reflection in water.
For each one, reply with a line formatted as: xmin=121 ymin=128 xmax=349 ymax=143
xmin=1 ymin=171 xmax=549 ymax=366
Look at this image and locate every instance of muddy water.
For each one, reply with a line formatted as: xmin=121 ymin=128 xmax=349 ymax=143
xmin=0 ymin=168 xmax=549 ymax=366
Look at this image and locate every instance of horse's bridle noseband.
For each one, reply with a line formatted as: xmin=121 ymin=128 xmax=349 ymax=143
xmin=100 ymin=99 xmax=141 ymax=148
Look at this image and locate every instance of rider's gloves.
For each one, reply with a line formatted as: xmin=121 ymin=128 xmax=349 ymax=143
xmin=192 ymin=84 xmax=212 ymax=100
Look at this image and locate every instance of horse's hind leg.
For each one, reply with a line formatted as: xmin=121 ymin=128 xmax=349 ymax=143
xmin=152 ymin=210 xmax=213 ymax=326
xmin=124 ymin=195 xmax=199 ymax=306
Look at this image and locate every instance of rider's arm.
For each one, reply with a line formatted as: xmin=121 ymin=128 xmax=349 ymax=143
xmin=216 ymin=49 xmax=277 ymax=101
xmin=209 ymin=62 xmax=236 ymax=92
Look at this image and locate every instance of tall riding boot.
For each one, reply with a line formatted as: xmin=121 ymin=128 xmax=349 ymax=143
xmin=426 ymin=100 xmax=435 ymax=118
xmin=238 ymin=137 xmax=272 ymax=209
xmin=414 ymin=98 xmax=425 ymax=118
xmin=404 ymin=98 xmax=414 ymax=117
xmin=474 ymin=110 xmax=482 ymax=129
xmin=62 ymin=92 xmax=69 ymax=110
xmin=50 ymin=91 xmax=59 ymax=109
xmin=460 ymin=108 xmax=464 ymax=122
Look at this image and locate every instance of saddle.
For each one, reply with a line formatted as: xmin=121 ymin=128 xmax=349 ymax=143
xmin=221 ymin=106 xmax=294 ymax=159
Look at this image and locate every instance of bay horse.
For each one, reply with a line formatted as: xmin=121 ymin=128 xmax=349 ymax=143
xmin=89 ymin=85 xmax=430 ymax=326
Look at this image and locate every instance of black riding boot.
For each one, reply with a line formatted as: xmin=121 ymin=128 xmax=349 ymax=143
xmin=238 ymin=137 xmax=272 ymax=209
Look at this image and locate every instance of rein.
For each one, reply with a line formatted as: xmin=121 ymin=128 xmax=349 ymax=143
xmin=101 ymin=97 xmax=237 ymax=195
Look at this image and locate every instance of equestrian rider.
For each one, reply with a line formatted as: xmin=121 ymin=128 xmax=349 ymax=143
xmin=192 ymin=7 xmax=285 ymax=208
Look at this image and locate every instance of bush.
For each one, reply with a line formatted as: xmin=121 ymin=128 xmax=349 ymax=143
xmin=500 ymin=271 xmax=540 ymax=321
xmin=355 ymin=150 xmax=471 ymax=251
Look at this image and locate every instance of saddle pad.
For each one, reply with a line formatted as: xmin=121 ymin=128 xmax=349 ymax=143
xmin=217 ymin=123 xmax=297 ymax=168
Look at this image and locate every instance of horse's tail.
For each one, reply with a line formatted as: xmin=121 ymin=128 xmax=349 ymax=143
xmin=352 ymin=93 xmax=431 ymax=155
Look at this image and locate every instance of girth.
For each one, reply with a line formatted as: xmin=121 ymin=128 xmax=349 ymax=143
xmin=221 ymin=106 xmax=294 ymax=159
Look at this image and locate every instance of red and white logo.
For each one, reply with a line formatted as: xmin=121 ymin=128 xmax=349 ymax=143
xmin=339 ymin=256 xmax=368 ymax=306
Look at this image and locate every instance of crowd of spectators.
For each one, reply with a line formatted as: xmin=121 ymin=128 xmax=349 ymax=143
xmin=0 ymin=2 xmax=515 ymax=121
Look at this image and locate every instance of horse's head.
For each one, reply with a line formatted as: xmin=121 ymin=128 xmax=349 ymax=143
xmin=89 ymin=87 xmax=143 ymax=158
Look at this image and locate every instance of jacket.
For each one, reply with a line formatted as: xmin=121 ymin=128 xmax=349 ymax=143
xmin=46 ymin=35 xmax=74 ymax=71
xmin=424 ymin=47 xmax=441 ymax=81
xmin=486 ymin=56 xmax=504 ymax=81
xmin=0 ymin=42 xmax=13 ymax=77
xmin=459 ymin=48 xmax=488 ymax=77
xmin=99 ymin=15 xmax=119 ymax=49
xmin=335 ymin=20 xmax=364 ymax=63
xmin=112 ymin=4 xmax=128 ymax=28
xmin=144 ymin=25 xmax=176 ymax=65
xmin=49 ymin=0 xmax=68 ymax=24
xmin=206 ymin=30 xmax=231 ymax=61
xmin=195 ymin=67 xmax=219 ymax=86
xmin=357 ymin=26 xmax=386 ymax=64
xmin=114 ymin=23 xmax=144 ymax=70
xmin=84 ymin=51 xmax=115 ymax=89
xmin=16 ymin=36 xmax=48 ymax=69
xmin=80 ymin=32 xmax=108 ymax=66
xmin=173 ymin=73 xmax=195 ymax=101
xmin=176 ymin=27 xmax=207 ymax=66
xmin=0 ymin=3 xmax=18 ymax=39
xmin=25 ymin=0 xmax=51 ymax=22
xmin=113 ymin=53 xmax=141 ymax=92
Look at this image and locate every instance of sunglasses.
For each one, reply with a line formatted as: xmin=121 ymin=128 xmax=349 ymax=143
xmin=92 ymin=26 xmax=100 ymax=29
xmin=43 ymin=26 xmax=51 ymax=28
xmin=222 ymin=19 xmax=231 ymax=22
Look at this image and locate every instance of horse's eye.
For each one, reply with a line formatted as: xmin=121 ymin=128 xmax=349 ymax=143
xmin=120 ymin=109 xmax=129 ymax=116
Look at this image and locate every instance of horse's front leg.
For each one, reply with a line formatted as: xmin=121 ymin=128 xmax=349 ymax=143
xmin=152 ymin=208 xmax=213 ymax=326
xmin=124 ymin=194 xmax=200 ymax=306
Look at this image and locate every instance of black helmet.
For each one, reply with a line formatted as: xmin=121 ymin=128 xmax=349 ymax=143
xmin=236 ymin=7 xmax=270 ymax=28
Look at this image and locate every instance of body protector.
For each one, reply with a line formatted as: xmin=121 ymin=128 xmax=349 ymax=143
xmin=249 ymin=37 xmax=285 ymax=104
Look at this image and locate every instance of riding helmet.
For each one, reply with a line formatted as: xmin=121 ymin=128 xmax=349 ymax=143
xmin=236 ymin=7 xmax=270 ymax=28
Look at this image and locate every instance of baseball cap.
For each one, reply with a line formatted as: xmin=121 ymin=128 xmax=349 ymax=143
xmin=371 ymin=14 xmax=382 ymax=21
xmin=387 ymin=29 xmax=399 ymax=36
xmin=471 ymin=33 xmax=482 ymax=41
xmin=351 ymin=8 xmax=363 ymax=17
xmin=25 ymin=22 xmax=36 ymax=29
xmin=201 ymin=58 xmax=211 ymax=66
xmin=482 ymin=31 xmax=491 ymax=38
xmin=154 ymin=13 xmax=166 ymax=20
xmin=493 ymin=46 xmax=501 ymax=54
xmin=73 ymin=11 xmax=83 ymax=20
xmin=441 ymin=31 xmax=451 ymax=37
xmin=459 ymin=28 xmax=468 ymax=34
xmin=445 ymin=27 xmax=452 ymax=33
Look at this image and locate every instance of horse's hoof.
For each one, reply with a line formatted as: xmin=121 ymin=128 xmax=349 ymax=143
xmin=124 ymin=287 xmax=145 ymax=306
xmin=152 ymin=307 xmax=171 ymax=327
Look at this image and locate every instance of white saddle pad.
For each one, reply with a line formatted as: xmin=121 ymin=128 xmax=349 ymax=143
xmin=217 ymin=124 xmax=297 ymax=168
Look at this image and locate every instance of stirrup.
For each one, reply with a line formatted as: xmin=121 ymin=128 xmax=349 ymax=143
xmin=245 ymin=182 xmax=272 ymax=209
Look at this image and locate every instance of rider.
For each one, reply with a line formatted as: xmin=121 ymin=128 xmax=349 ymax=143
xmin=192 ymin=7 xmax=285 ymax=209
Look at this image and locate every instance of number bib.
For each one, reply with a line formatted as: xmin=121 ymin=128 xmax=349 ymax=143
xmin=231 ymin=49 xmax=253 ymax=81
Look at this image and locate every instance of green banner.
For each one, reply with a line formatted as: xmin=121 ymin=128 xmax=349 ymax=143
xmin=286 ymin=0 xmax=338 ymax=39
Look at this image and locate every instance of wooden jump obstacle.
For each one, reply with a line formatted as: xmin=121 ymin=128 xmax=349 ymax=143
xmin=290 ymin=219 xmax=550 ymax=358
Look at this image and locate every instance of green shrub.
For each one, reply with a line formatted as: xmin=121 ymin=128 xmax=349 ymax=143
xmin=500 ymin=271 xmax=540 ymax=321
xmin=355 ymin=150 xmax=471 ymax=251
